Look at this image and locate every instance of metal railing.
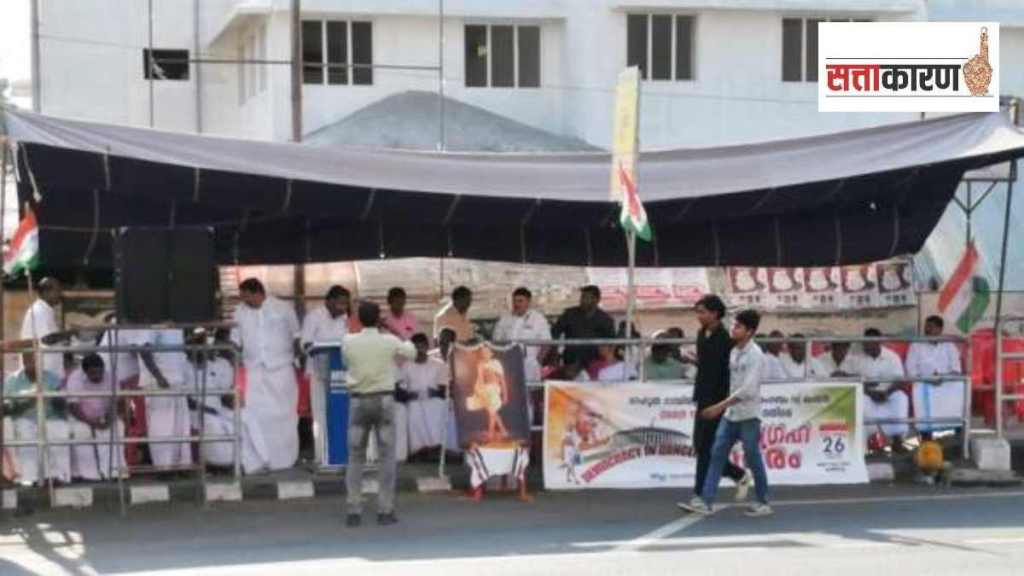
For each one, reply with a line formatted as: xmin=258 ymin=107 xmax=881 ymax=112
xmin=1 ymin=323 xmax=241 ymax=515
xmin=495 ymin=334 xmax=973 ymax=458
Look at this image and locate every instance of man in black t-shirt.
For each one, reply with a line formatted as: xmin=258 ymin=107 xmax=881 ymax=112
xmin=685 ymin=295 xmax=750 ymax=508
xmin=552 ymin=285 xmax=616 ymax=369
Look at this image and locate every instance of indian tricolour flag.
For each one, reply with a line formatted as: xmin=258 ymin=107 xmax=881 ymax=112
xmin=3 ymin=208 xmax=39 ymax=277
xmin=938 ymin=242 xmax=991 ymax=334
xmin=617 ymin=163 xmax=652 ymax=242
xmin=610 ymin=66 xmax=652 ymax=243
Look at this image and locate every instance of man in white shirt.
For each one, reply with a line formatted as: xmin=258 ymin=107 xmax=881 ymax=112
xmin=811 ymin=341 xmax=861 ymax=379
xmin=761 ymin=330 xmax=788 ymax=382
xmin=187 ymin=333 xmax=240 ymax=468
xmin=301 ymin=285 xmax=350 ymax=465
xmin=66 ymin=354 xmax=127 ymax=481
xmin=907 ymin=316 xmax=964 ymax=437
xmin=859 ymin=328 xmax=910 ymax=450
xmin=492 ymin=287 xmax=551 ymax=385
xmin=136 ymin=328 xmax=192 ymax=469
xmin=398 ymin=333 xmax=450 ymax=459
xmin=20 ymin=277 xmax=73 ymax=380
xmin=780 ymin=334 xmax=809 ymax=381
xmin=232 ymin=278 xmax=302 ymax=473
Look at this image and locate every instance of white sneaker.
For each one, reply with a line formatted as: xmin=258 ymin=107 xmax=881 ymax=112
xmin=676 ymin=499 xmax=714 ymax=516
xmin=744 ymin=503 xmax=773 ymax=517
xmin=734 ymin=470 xmax=753 ymax=502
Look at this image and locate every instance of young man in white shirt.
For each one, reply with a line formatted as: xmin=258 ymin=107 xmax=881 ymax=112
xmin=859 ymin=328 xmax=910 ymax=451
xmin=301 ymin=285 xmax=350 ymax=465
xmin=232 ymin=278 xmax=302 ymax=473
xmin=906 ymin=316 xmax=964 ymax=439
xmin=678 ymin=309 xmax=772 ymax=517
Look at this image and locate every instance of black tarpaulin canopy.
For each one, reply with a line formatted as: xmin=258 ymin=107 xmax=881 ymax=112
xmin=4 ymin=107 xmax=1024 ymax=269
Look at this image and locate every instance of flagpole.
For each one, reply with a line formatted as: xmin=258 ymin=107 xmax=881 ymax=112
xmin=25 ymin=265 xmax=52 ymax=498
xmin=625 ymin=71 xmax=641 ymax=372
xmin=0 ymin=140 xmax=8 ymax=488
xmin=625 ymin=227 xmax=637 ymax=369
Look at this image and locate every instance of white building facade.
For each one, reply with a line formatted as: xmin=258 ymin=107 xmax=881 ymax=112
xmin=38 ymin=0 xmax=983 ymax=147
xmin=27 ymin=0 xmax=1024 ymax=287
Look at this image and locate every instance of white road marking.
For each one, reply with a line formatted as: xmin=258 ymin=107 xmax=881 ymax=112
xmin=769 ymin=490 xmax=1024 ymax=508
xmin=611 ymin=513 xmax=706 ymax=552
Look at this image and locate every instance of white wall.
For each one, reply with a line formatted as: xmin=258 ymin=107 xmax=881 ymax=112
xmin=39 ymin=0 xmax=199 ymax=131
xmin=44 ymin=0 xmax=1024 ymax=153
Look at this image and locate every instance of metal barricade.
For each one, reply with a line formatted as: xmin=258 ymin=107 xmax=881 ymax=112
xmin=495 ymin=333 xmax=972 ymax=458
xmin=1 ymin=323 xmax=241 ymax=515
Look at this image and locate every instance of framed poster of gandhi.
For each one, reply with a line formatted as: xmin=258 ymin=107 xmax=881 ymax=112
xmin=451 ymin=344 xmax=531 ymax=448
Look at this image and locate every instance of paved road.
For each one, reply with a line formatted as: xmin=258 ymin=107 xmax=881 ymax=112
xmin=2 ymin=485 xmax=1023 ymax=575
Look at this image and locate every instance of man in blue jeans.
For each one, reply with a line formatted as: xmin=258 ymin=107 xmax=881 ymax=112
xmin=678 ymin=309 xmax=772 ymax=517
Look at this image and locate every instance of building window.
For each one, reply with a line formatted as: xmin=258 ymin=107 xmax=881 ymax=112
xmin=464 ymin=24 xmax=541 ymax=88
xmin=143 ymin=49 xmax=189 ymax=81
xmin=626 ymin=14 xmax=695 ymax=81
xmin=783 ymin=18 xmax=869 ymax=82
xmin=302 ymin=20 xmax=373 ymax=86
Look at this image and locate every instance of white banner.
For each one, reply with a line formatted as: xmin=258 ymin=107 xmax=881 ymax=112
xmin=726 ymin=258 xmax=916 ymax=311
xmin=543 ymin=381 xmax=868 ymax=490
xmin=819 ymin=22 xmax=999 ymax=112
xmin=585 ymin=267 xmax=710 ymax=312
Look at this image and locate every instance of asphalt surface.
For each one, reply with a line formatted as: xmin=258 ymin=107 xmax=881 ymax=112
xmin=2 ymin=484 xmax=1023 ymax=576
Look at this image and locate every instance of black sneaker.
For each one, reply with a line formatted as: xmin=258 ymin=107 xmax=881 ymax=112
xmin=345 ymin=514 xmax=361 ymax=528
xmin=377 ymin=512 xmax=398 ymax=526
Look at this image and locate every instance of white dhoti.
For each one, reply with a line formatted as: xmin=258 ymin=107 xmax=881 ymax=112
xmin=146 ymin=393 xmax=192 ymax=468
xmin=466 ymin=445 xmax=530 ymax=489
xmin=241 ymin=364 xmax=298 ymax=473
xmin=863 ymin=390 xmax=910 ymax=438
xmin=10 ymin=417 xmax=71 ymax=485
xmin=196 ymin=409 xmax=237 ymax=468
xmin=913 ymin=380 xmax=967 ymax=432
xmin=3 ymin=417 xmax=20 ymax=481
xmin=407 ymin=397 xmax=447 ymax=453
xmin=69 ymin=419 xmax=126 ymax=481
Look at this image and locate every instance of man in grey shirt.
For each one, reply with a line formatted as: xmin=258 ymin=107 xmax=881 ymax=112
xmin=678 ymin=309 xmax=772 ymax=517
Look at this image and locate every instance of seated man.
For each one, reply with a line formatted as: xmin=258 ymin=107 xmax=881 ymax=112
xmin=780 ymin=334 xmax=809 ymax=381
xmin=3 ymin=353 xmax=71 ymax=485
xmin=595 ymin=345 xmax=638 ymax=383
xmin=398 ymin=333 xmax=451 ymax=461
xmin=644 ymin=332 xmax=685 ymax=381
xmin=761 ymin=330 xmax=788 ymax=381
xmin=67 ymin=354 xmax=128 ymax=481
xmin=906 ymin=316 xmax=964 ymax=438
xmin=188 ymin=332 xmax=241 ymax=468
xmin=859 ymin=328 xmax=910 ymax=452
xmin=811 ymin=340 xmax=860 ymax=378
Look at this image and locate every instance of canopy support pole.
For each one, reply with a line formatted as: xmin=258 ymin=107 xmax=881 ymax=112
xmin=994 ymin=161 xmax=1015 ymax=439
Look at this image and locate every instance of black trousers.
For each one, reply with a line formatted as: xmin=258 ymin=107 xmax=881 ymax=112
xmin=692 ymin=412 xmax=745 ymax=496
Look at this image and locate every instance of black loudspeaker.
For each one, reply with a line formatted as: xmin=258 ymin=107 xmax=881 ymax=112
xmin=115 ymin=227 xmax=216 ymax=323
